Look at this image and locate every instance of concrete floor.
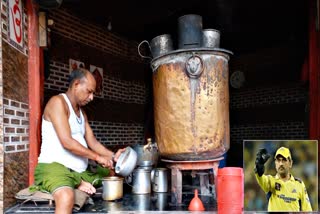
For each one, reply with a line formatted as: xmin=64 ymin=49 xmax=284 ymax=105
xmin=5 ymin=191 xmax=216 ymax=213
xmin=6 ymin=181 xmax=217 ymax=213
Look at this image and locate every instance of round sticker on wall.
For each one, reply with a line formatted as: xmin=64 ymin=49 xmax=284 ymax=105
xmin=230 ymin=70 xmax=245 ymax=89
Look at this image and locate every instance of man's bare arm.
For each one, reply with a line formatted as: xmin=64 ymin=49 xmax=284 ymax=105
xmin=45 ymin=96 xmax=104 ymax=163
xmin=84 ymin=114 xmax=125 ymax=162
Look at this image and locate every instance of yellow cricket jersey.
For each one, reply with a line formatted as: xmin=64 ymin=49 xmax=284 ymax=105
xmin=255 ymin=173 xmax=312 ymax=212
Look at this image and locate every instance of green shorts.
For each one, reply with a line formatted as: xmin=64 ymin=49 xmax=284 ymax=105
xmin=34 ymin=162 xmax=110 ymax=193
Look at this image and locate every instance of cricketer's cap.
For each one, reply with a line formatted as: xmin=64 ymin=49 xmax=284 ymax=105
xmin=274 ymin=147 xmax=292 ymax=160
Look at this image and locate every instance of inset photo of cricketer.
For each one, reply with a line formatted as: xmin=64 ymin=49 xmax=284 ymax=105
xmin=243 ymin=140 xmax=318 ymax=212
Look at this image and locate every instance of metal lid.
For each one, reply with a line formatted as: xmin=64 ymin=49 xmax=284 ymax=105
xmin=102 ymin=176 xmax=124 ymax=181
xmin=151 ymin=47 xmax=233 ymax=63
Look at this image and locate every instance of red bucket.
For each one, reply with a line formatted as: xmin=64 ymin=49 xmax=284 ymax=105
xmin=217 ymin=167 xmax=244 ymax=212
xmin=217 ymin=204 xmax=243 ymax=214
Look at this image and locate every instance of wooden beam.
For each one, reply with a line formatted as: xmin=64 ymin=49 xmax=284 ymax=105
xmin=27 ymin=0 xmax=41 ymax=185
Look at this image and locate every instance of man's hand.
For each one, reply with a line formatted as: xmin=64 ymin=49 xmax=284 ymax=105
xmin=113 ymin=148 xmax=126 ymax=162
xmin=95 ymin=148 xmax=126 ymax=168
xmin=96 ymin=155 xmax=114 ymax=169
xmin=255 ymin=148 xmax=270 ymax=176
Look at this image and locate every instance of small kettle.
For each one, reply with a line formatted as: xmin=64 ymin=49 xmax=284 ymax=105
xmin=132 ymin=168 xmax=151 ymax=194
xmin=151 ymin=168 xmax=168 ymax=192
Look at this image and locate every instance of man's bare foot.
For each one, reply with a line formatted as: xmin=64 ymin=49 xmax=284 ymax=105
xmin=77 ymin=180 xmax=96 ymax=195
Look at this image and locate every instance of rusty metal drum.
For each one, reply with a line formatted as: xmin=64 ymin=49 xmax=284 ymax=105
xmin=151 ymin=48 xmax=232 ymax=161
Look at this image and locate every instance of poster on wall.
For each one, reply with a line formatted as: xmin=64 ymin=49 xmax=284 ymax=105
xmin=69 ymin=59 xmax=85 ymax=73
xmin=8 ymin=0 xmax=24 ymax=51
xmin=90 ymin=65 xmax=104 ymax=96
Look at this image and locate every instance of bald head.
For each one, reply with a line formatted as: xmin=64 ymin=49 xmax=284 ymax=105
xmin=67 ymin=68 xmax=96 ymax=106
xmin=68 ymin=68 xmax=95 ymax=88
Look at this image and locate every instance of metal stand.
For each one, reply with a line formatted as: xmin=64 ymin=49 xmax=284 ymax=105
xmin=196 ymin=172 xmax=210 ymax=195
xmin=162 ymin=157 xmax=223 ymax=204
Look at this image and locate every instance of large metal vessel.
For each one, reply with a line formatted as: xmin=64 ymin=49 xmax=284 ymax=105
xmin=151 ymin=48 xmax=231 ymax=160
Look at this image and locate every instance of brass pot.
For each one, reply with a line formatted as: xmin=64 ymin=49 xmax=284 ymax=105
xmin=151 ymin=48 xmax=231 ymax=160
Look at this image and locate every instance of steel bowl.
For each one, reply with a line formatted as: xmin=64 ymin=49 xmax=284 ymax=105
xmin=115 ymin=146 xmax=137 ymax=177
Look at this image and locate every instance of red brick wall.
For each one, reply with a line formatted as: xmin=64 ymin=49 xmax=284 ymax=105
xmin=230 ymin=84 xmax=307 ymax=109
xmin=88 ymin=121 xmax=144 ymax=145
xmin=45 ymin=8 xmax=151 ymax=148
xmin=1 ymin=0 xmax=29 ymax=209
xmin=45 ymin=60 xmax=148 ymax=104
xmin=3 ymin=98 xmax=29 ymax=152
xmin=2 ymin=42 xmax=29 ymax=208
xmin=228 ymin=47 xmax=308 ymax=166
xmin=48 ymin=8 xmax=141 ymax=61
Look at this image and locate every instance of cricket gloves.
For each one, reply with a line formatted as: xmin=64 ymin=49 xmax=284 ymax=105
xmin=255 ymin=148 xmax=270 ymax=176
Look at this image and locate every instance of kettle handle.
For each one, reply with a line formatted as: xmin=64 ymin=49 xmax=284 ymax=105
xmin=151 ymin=169 xmax=158 ymax=183
xmin=138 ymin=40 xmax=152 ymax=60
xmin=124 ymin=174 xmax=133 ymax=187
xmin=151 ymin=169 xmax=154 ymax=182
xmin=92 ymin=178 xmax=101 ymax=186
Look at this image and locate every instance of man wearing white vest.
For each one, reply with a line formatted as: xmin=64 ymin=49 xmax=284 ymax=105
xmin=34 ymin=68 xmax=125 ymax=213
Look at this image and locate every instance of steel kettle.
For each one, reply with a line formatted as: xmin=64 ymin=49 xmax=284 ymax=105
xmin=132 ymin=168 xmax=151 ymax=194
xmin=151 ymin=168 xmax=168 ymax=192
xmin=132 ymin=138 xmax=159 ymax=167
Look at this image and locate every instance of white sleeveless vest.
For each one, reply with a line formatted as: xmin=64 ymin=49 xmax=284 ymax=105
xmin=38 ymin=93 xmax=88 ymax=172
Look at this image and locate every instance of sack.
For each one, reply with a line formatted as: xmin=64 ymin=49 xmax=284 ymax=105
xmin=15 ymin=187 xmax=90 ymax=211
